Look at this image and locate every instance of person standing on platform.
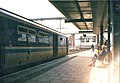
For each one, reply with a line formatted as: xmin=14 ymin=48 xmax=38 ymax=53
xmin=91 ymin=44 xmax=94 ymax=52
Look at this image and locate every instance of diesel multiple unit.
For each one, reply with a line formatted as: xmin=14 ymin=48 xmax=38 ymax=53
xmin=0 ymin=8 xmax=68 ymax=76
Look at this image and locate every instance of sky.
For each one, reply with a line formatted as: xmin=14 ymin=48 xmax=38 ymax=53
xmin=0 ymin=0 xmax=63 ymax=18
xmin=0 ymin=0 xmax=79 ymax=33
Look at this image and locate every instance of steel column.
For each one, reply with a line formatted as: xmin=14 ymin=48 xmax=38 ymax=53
xmin=100 ymin=26 xmax=104 ymax=47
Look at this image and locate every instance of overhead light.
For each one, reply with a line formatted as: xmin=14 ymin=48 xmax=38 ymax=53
xmin=88 ymin=24 xmax=91 ymax=27
xmin=88 ymin=23 xmax=93 ymax=27
xmin=87 ymin=13 xmax=90 ymax=17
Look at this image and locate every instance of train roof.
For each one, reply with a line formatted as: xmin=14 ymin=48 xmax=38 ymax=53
xmin=0 ymin=8 xmax=66 ymax=36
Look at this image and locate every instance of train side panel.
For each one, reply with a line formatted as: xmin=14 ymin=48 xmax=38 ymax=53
xmin=0 ymin=16 xmax=54 ymax=70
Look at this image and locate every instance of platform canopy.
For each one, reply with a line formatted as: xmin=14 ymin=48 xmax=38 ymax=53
xmin=49 ymin=0 xmax=108 ymax=34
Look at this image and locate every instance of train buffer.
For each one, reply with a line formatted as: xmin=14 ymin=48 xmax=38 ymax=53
xmin=0 ymin=50 xmax=109 ymax=83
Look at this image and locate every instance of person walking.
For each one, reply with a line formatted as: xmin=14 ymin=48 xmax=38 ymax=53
xmin=91 ymin=44 xmax=94 ymax=52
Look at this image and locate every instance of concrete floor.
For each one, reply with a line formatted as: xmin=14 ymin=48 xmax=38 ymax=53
xmin=24 ymin=50 xmax=109 ymax=83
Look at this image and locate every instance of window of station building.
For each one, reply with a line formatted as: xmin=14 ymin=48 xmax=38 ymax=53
xmin=81 ymin=38 xmax=85 ymax=42
xmin=86 ymin=38 xmax=89 ymax=42
xmin=92 ymin=36 xmax=96 ymax=42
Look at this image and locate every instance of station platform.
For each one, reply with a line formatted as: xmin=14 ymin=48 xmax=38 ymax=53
xmin=0 ymin=50 xmax=109 ymax=83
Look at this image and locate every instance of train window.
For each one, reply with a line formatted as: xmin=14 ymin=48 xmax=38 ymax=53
xmin=44 ymin=33 xmax=49 ymax=37
xmin=39 ymin=38 xmax=49 ymax=43
xmin=38 ymin=31 xmax=49 ymax=37
xmin=28 ymin=30 xmax=35 ymax=34
xmin=27 ymin=29 xmax=36 ymax=42
xmin=18 ymin=33 xmax=27 ymax=41
xmin=39 ymin=32 xmax=45 ymax=37
xmin=60 ymin=38 xmax=63 ymax=41
xmin=59 ymin=37 xmax=66 ymax=46
xmin=28 ymin=34 xmax=36 ymax=42
xmin=60 ymin=38 xmax=64 ymax=45
xmin=38 ymin=31 xmax=49 ymax=44
xmin=18 ymin=26 xmax=27 ymax=33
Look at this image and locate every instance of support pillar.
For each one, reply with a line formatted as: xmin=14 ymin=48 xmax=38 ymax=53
xmin=110 ymin=1 xmax=120 ymax=83
xmin=108 ymin=0 xmax=111 ymax=64
xmin=100 ymin=25 xmax=104 ymax=47
xmin=112 ymin=0 xmax=120 ymax=64
xmin=97 ymin=34 xmax=100 ymax=53
xmin=70 ymin=34 xmax=75 ymax=48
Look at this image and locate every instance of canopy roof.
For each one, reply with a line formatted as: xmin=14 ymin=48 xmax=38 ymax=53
xmin=49 ymin=0 xmax=108 ymax=34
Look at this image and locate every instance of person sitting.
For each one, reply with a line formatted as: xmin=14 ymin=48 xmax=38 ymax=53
xmin=97 ymin=45 xmax=107 ymax=66
xmin=89 ymin=54 xmax=98 ymax=66
xmin=89 ymin=44 xmax=107 ymax=67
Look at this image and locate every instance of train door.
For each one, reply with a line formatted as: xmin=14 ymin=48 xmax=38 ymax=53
xmin=53 ymin=34 xmax=58 ymax=56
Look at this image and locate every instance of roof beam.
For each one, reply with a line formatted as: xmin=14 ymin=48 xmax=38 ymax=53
xmin=74 ymin=1 xmax=89 ymax=29
xmin=30 ymin=17 xmax=66 ymax=21
xmin=74 ymin=1 xmax=84 ymax=19
xmin=65 ymin=18 xmax=92 ymax=22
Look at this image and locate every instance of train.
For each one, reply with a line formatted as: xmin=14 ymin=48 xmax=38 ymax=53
xmin=0 ymin=8 xmax=69 ymax=76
